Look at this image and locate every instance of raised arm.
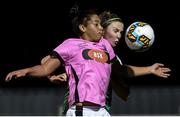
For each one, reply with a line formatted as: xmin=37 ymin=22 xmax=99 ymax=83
xmin=128 ymin=63 xmax=171 ymax=78
xmin=5 ymin=56 xmax=61 ymax=82
xmin=112 ymin=58 xmax=171 ymax=79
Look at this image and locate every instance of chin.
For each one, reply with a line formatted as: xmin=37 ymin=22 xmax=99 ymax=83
xmin=112 ymin=43 xmax=116 ymax=47
xmin=94 ymin=38 xmax=101 ymax=42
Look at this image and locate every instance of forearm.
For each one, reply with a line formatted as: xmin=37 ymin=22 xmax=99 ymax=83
xmin=5 ymin=57 xmax=61 ymax=81
xmin=127 ymin=65 xmax=151 ymax=77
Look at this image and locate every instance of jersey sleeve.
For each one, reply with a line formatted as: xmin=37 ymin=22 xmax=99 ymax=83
xmin=52 ymin=40 xmax=70 ymax=65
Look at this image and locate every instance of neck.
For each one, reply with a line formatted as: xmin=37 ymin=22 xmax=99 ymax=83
xmin=80 ymin=35 xmax=92 ymax=42
xmin=80 ymin=34 xmax=101 ymax=42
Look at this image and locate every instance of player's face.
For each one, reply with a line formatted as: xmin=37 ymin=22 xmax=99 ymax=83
xmin=83 ymin=14 xmax=103 ymax=42
xmin=104 ymin=21 xmax=124 ymax=47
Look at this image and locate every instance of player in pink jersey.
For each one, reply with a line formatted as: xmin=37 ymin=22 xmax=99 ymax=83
xmin=5 ymin=9 xmax=116 ymax=116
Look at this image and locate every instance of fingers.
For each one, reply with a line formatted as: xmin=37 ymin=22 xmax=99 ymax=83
xmin=152 ymin=64 xmax=171 ymax=78
xmin=57 ymin=73 xmax=67 ymax=81
xmin=160 ymin=72 xmax=170 ymax=78
xmin=50 ymin=75 xmax=61 ymax=81
xmin=156 ymin=64 xmax=171 ymax=72
xmin=49 ymin=74 xmax=67 ymax=83
xmin=5 ymin=70 xmax=26 ymax=82
xmin=5 ymin=73 xmax=12 ymax=82
xmin=158 ymin=67 xmax=171 ymax=78
xmin=5 ymin=72 xmax=17 ymax=82
xmin=161 ymin=68 xmax=171 ymax=72
xmin=156 ymin=63 xmax=164 ymax=67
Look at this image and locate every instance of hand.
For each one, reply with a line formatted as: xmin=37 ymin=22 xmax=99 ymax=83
xmin=48 ymin=73 xmax=67 ymax=84
xmin=5 ymin=69 xmax=28 ymax=82
xmin=150 ymin=63 xmax=171 ymax=78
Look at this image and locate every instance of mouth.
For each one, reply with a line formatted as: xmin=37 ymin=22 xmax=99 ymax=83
xmin=98 ymin=31 xmax=103 ymax=35
xmin=114 ymin=41 xmax=119 ymax=45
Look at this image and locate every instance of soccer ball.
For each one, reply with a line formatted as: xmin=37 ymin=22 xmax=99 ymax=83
xmin=125 ymin=21 xmax=155 ymax=52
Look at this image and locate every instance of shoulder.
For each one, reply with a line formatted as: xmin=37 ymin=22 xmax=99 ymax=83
xmin=100 ymin=38 xmax=112 ymax=48
xmin=100 ymin=38 xmax=113 ymax=50
xmin=100 ymin=38 xmax=116 ymax=59
xmin=100 ymin=38 xmax=109 ymax=44
xmin=62 ymin=38 xmax=78 ymax=43
xmin=56 ymin=38 xmax=81 ymax=46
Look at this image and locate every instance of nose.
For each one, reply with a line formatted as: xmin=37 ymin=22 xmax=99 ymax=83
xmin=99 ymin=24 xmax=103 ymax=31
xmin=117 ymin=32 xmax=121 ymax=39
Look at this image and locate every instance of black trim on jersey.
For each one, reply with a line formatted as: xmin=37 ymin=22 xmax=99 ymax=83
xmin=71 ymin=65 xmax=83 ymax=116
xmin=106 ymin=52 xmax=110 ymax=64
xmin=71 ymin=65 xmax=80 ymax=103
xmin=50 ymin=51 xmax=65 ymax=66
xmin=110 ymin=56 xmax=118 ymax=64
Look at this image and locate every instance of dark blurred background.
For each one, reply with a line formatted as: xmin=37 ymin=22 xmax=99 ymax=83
xmin=0 ymin=0 xmax=179 ymax=116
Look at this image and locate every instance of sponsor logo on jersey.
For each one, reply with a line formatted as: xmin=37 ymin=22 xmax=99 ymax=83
xmin=82 ymin=49 xmax=110 ymax=63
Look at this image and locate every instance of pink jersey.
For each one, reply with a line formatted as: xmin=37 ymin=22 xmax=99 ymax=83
xmin=53 ymin=38 xmax=115 ymax=107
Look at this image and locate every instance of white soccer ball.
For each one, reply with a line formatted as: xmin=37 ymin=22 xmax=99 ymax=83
xmin=125 ymin=21 xmax=155 ymax=52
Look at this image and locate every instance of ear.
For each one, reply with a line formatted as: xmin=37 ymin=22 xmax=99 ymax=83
xmin=79 ymin=24 xmax=86 ymax=33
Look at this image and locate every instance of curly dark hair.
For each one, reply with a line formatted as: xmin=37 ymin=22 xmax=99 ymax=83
xmin=69 ymin=3 xmax=98 ymax=36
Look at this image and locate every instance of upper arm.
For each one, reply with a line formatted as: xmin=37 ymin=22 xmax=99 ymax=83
xmin=41 ymin=57 xmax=61 ymax=76
xmin=41 ymin=40 xmax=70 ymax=75
xmin=41 ymin=55 xmax=51 ymax=64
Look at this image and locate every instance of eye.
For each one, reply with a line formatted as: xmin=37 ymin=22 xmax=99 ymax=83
xmin=120 ymin=31 xmax=124 ymax=35
xmin=113 ymin=29 xmax=119 ymax=33
xmin=95 ymin=23 xmax=98 ymax=26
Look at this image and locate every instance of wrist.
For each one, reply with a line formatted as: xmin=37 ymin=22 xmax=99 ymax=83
xmin=25 ymin=68 xmax=31 ymax=76
xmin=147 ymin=66 xmax=154 ymax=74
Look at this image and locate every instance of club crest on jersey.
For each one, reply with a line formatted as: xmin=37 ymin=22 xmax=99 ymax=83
xmin=82 ymin=49 xmax=110 ymax=63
